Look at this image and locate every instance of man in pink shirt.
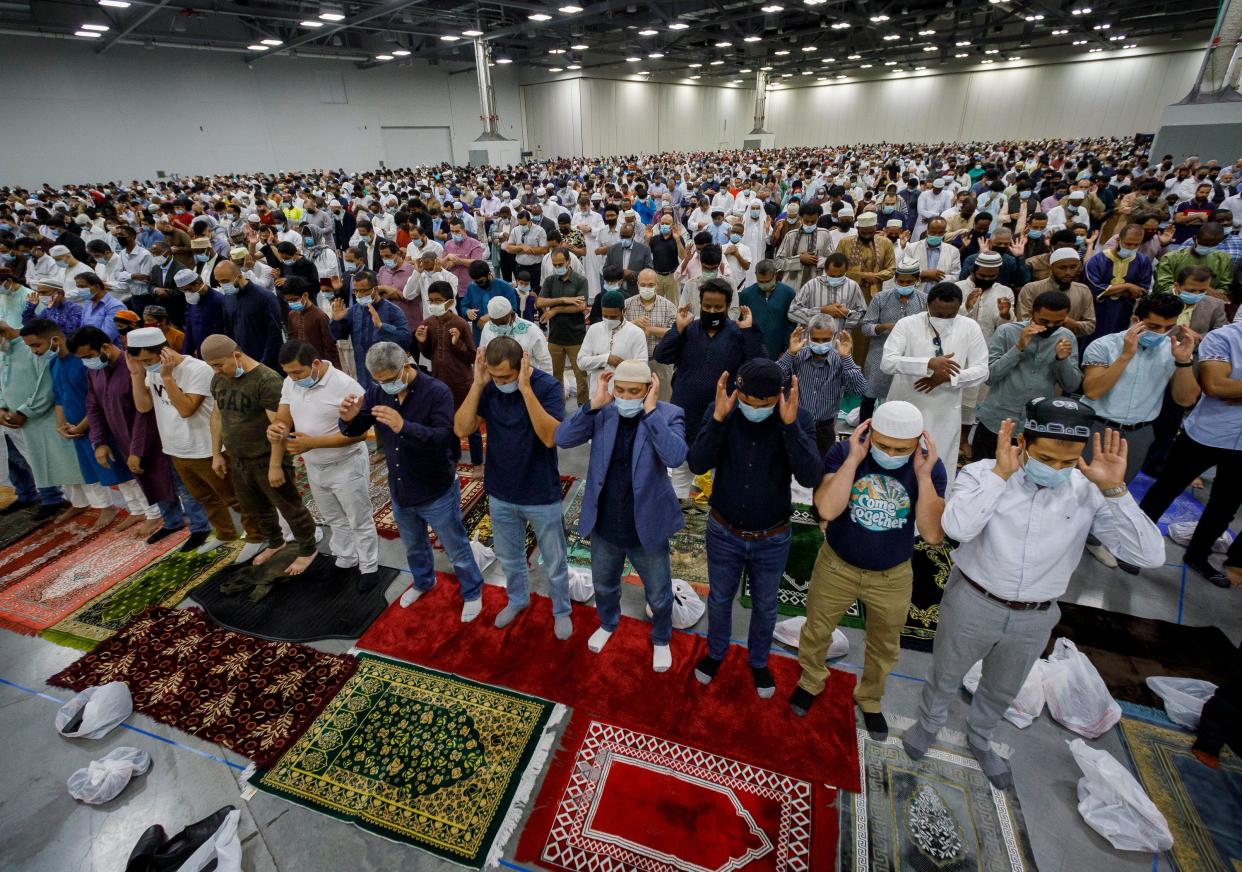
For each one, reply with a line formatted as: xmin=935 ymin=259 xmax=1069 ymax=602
xmin=441 ymin=218 xmax=485 ymax=296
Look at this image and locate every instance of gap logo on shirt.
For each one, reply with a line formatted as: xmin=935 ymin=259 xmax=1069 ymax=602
xmin=848 ymin=474 xmax=911 ymax=532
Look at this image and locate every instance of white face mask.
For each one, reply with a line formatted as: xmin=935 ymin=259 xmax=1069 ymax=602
xmin=427 ymin=302 xmax=448 ymax=317
xmin=184 ymin=292 xmax=201 ymax=305
xmin=638 ymin=286 xmax=657 ymax=301
xmin=928 ymin=315 xmax=956 ymax=332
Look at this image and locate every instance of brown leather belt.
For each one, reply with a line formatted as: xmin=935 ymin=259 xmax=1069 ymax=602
xmin=961 ymin=572 xmax=1053 ymax=612
xmin=709 ymin=509 xmax=790 ymax=541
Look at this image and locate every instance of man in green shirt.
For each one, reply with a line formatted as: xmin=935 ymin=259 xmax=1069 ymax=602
xmin=202 ymin=334 xmax=319 ymax=575
xmin=1154 ymin=223 xmax=1233 ymax=295
xmin=535 ymin=248 xmax=589 ymax=403
xmin=738 ymin=259 xmax=797 ymax=359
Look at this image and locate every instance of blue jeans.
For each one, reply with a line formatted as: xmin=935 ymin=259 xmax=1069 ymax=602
xmin=590 ymin=532 xmax=673 ymax=645
xmin=467 ymin=429 xmax=483 ymax=466
xmin=705 ymin=515 xmax=792 ymax=668
xmin=489 ymin=496 xmax=571 ymax=617
xmin=157 ymin=467 xmax=211 ymax=533
xmin=390 ymin=478 xmax=484 ymax=601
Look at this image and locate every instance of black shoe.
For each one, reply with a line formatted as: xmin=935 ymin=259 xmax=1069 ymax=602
xmin=148 ymin=806 xmax=234 ymax=871
xmin=356 ymin=570 xmax=381 ymax=593
xmin=125 ymin=824 xmax=167 ymax=872
xmin=862 ymin=711 xmax=889 ymax=741
xmin=789 ymin=686 xmax=817 ymax=717
xmin=145 ymin=526 xmax=180 ymax=546
xmin=33 ymin=501 xmax=68 ymax=520
xmin=694 ymin=655 xmax=723 ymax=685
xmin=0 ymin=499 xmax=36 ymax=516
xmin=1117 ymin=559 xmax=1141 ymax=575
xmin=179 ymin=530 xmax=211 ymax=553
xmin=1186 ymin=555 xmax=1229 ymax=588
xmin=751 ymin=665 xmax=775 ymax=699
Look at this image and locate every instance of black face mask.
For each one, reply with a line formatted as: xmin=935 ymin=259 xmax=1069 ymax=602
xmin=700 ymin=311 xmax=726 ymax=332
xmin=477 ymin=277 xmax=491 ymax=288
xmin=1031 ymin=325 xmax=1056 ymax=339
xmin=974 ymin=278 xmax=995 ymax=290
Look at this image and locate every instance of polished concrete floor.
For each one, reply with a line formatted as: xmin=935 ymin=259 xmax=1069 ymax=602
xmin=1 ymin=430 xmax=1238 ymax=872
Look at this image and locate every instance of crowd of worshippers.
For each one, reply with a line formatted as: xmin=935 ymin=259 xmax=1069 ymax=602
xmin=0 ymin=137 xmax=1240 ymax=784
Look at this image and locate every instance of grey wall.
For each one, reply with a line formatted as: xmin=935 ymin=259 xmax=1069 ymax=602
xmin=0 ymin=36 xmax=525 ymax=186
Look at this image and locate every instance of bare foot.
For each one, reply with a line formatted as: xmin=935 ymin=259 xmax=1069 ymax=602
xmin=284 ymin=553 xmax=317 ymax=576
xmin=89 ymin=506 xmax=119 ymax=531
xmin=115 ymin=513 xmax=142 ymax=532
xmin=469 ymin=464 xmax=484 ymax=480
xmin=252 ymin=546 xmax=283 ymax=566
xmin=60 ymin=506 xmax=87 ymax=521
xmin=139 ymin=517 xmax=162 ymax=537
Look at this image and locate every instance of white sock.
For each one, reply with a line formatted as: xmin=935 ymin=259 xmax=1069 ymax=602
xmin=461 ymin=599 xmax=483 ymax=623
xmin=588 ymin=627 xmax=613 ymax=653
xmin=399 ymin=587 xmax=424 ymax=608
xmin=652 ymin=644 xmax=671 ymax=673
xmin=196 ymin=536 xmax=224 ymax=555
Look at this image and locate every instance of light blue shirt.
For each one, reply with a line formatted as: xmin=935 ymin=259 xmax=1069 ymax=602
xmin=708 ymin=221 xmax=731 ymax=246
xmin=1185 ymin=322 xmax=1242 ymax=450
xmin=1081 ymin=330 xmax=1176 ymax=425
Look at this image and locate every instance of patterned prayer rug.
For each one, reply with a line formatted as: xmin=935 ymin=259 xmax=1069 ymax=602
xmin=463 ymin=475 xmax=575 ymax=557
xmin=0 ymin=519 xmax=187 ymax=635
xmin=48 ymin=606 xmax=356 ymax=767
xmin=516 ymin=717 xmax=838 ymax=871
xmin=357 ymin=579 xmax=862 ymax=792
xmin=0 ymin=509 xmax=108 ymax=596
xmin=379 ymin=475 xmax=488 ymax=545
xmin=1128 ymin=471 xmax=1231 ymax=536
xmin=561 ymin=480 xmax=710 ymax=592
xmin=1119 ymin=716 xmax=1242 ymax=872
xmin=746 ymin=533 xmax=952 ymax=652
xmin=295 ymin=453 xmax=397 ymax=536
xmin=41 ymin=542 xmax=242 ymax=650
xmin=251 ymin=653 xmax=560 ymax=868
xmin=840 ymin=730 xmax=1038 ymax=871
xmin=1047 ymin=602 xmax=1237 ymax=709
xmin=0 ymin=504 xmax=42 ymax=553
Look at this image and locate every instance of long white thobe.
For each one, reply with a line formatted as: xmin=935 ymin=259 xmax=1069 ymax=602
xmin=880 ymin=312 xmax=989 ymax=485
xmin=576 ymin=320 xmax=649 ymax=397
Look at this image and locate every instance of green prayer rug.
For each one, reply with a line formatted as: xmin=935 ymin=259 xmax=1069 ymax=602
xmin=739 ymin=504 xmax=826 ymax=616
xmin=250 ymin=653 xmax=562 ymax=868
xmin=41 ymin=543 xmax=242 ymax=650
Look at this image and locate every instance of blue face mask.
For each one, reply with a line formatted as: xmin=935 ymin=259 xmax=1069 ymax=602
xmin=144 ymin=361 xmax=162 ymax=374
xmin=738 ymin=401 xmax=775 ymax=423
xmin=729 ymin=233 xmax=742 ymax=244
xmin=1027 ymin=229 xmax=1044 ymax=239
xmin=380 ymin=377 xmax=406 ymax=395
xmin=295 ymin=372 xmax=319 ymax=388
xmin=303 ymin=237 xmax=315 ymax=248
xmin=659 ymin=224 xmax=672 ymax=235
xmin=826 ymin=275 xmax=845 ymax=288
xmin=801 ymin=225 xmax=816 ymax=234
xmin=452 ymin=233 xmax=464 ymax=243
xmin=925 ymin=235 xmax=943 ymax=247
xmin=1178 ymin=291 xmax=1206 ymax=306
xmin=1138 ymin=330 xmax=1169 ymax=350
xmin=491 ymin=321 xmax=513 ymax=337
xmin=621 ymin=238 xmax=633 ymax=249
xmin=1024 ymin=456 xmax=1072 ymax=488
xmin=287 ymin=301 xmax=304 ymax=311
xmin=603 ymin=283 xmax=621 ymax=293
xmin=1116 ymin=247 xmax=1136 ymax=259
xmin=233 ymin=366 xmax=245 ymax=379
xmin=344 ymin=262 xmax=358 ymax=273
xmin=882 ymin=205 xmax=894 ymax=214
xmin=614 ymin=397 xmax=644 ymax=417
xmin=495 ymin=380 xmax=520 ymax=394
xmin=382 ymin=258 xmax=396 ymax=268
xmin=83 ymin=355 xmax=107 ymax=370
xmin=1020 ymin=190 xmax=1032 ymax=199
xmin=194 ymin=253 xmax=209 ymax=263
xmin=553 ymin=266 xmax=567 ymax=276
xmin=217 ymin=282 xmax=238 ymax=295
xmin=896 ymin=283 xmax=917 ymax=296
xmin=808 ymin=341 xmax=832 ymax=356
xmin=1195 ymin=243 xmax=1218 ymax=255
xmin=870 ymin=446 xmax=910 ymax=470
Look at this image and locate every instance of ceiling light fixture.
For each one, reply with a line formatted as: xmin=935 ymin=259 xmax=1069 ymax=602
xmin=1008 ymin=55 xmax=1021 ymax=60
xmin=774 ymin=49 xmax=789 ymax=55
xmin=918 ymin=29 xmax=935 ymax=35
xmin=496 ymin=57 xmax=513 ymax=63
xmin=76 ymin=29 xmax=103 ymax=37
xmin=715 ymin=40 xmax=733 ymax=47
xmin=299 ymin=20 xmax=324 ymax=27
xmin=731 ymin=79 xmax=743 ymax=83
xmin=566 ymin=63 xmax=581 ymax=69
xmin=570 ymin=42 xmax=588 ymax=49
xmin=801 ymin=70 xmax=813 ymax=74
xmin=883 ymin=34 xmax=900 ymax=41
xmin=638 ymin=28 xmax=658 ymax=35
xmin=319 ymin=12 xmax=345 ymax=21
xmin=831 ymin=21 xmax=850 ymax=29
xmin=744 ymin=35 xmax=761 ymax=42
xmin=870 ymin=14 xmax=889 ymax=22
xmin=1023 ymin=13 xmax=1044 ymax=20
xmin=923 ymin=45 xmax=937 ymax=51
xmin=954 ymin=52 xmax=968 ymax=57
xmin=549 ymin=66 xmax=563 ymax=71
xmin=847 ymin=52 xmax=861 ymax=59
xmin=462 ymin=28 xmax=483 ymax=36
xmin=820 ymin=56 xmax=835 ymax=62
xmin=1123 ymin=42 xmax=1137 ymax=48
xmin=528 ymin=12 xmax=552 ymax=21
xmin=781 ymin=72 xmax=793 ymax=76
xmin=374 ymin=53 xmax=394 ymax=60
xmin=559 ymin=4 xmax=584 ymax=12
xmin=1071 ymin=6 xmax=1092 ymax=14
xmin=392 ymin=49 xmax=411 ymax=56
xmin=260 ymin=38 xmax=282 ymax=45
xmin=669 ymin=22 xmax=689 ymax=29
xmin=548 ymin=48 xmax=565 ymax=54
xmin=915 ymin=65 xmax=927 ymax=70
xmin=440 ymin=34 xmax=459 ymax=41
xmin=803 ymin=0 xmax=825 ymax=6
xmin=1073 ymin=39 xmax=1087 ymax=44
xmin=690 ymin=74 xmax=701 ymax=79
xmin=1108 ymin=33 xmax=1126 ymax=40
xmin=1051 ymin=28 xmax=1067 ymax=35
xmin=802 ymin=45 xmax=816 ymax=51
xmin=761 ymin=3 xmax=784 ymax=10
xmin=627 ymin=56 xmax=642 ymax=61
xmin=81 ymin=23 xmax=109 ymax=30
xmin=740 ymin=67 xmax=752 ymax=72
xmin=980 ymin=58 xmax=994 ymax=63
xmin=98 ymin=0 xmax=130 ymax=7
xmin=650 ymin=51 xmax=665 ymax=58
xmin=955 ymin=40 xmax=970 ymax=46
xmin=883 ymin=60 xmax=896 ymax=65
xmin=860 ymin=63 xmax=873 ymax=68
xmin=984 ymin=48 xmax=998 ymax=54
xmin=688 ymin=62 xmax=702 ymax=67
xmin=1088 ymin=47 xmax=1103 ymax=52
xmin=709 ymin=58 xmax=723 ymax=64
xmin=1093 ymin=22 xmax=1111 ymax=29
xmin=760 ymin=65 xmax=773 ymax=70
xmin=836 ymin=74 xmax=846 ymax=79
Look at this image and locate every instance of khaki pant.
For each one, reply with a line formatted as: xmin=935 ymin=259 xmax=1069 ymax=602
xmin=655 ymin=272 xmax=679 ymax=304
xmin=549 ymin=342 xmax=587 ymax=402
xmin=797 ymin=541 xmax=912 ymax=713
xmin=230 ymin=454 xmax=319 ymax=555
xmin=172 ymin=455 xmax=261 ymax=541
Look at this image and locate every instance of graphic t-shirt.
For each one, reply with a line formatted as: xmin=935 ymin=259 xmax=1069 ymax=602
xmin=822 ymin=441 xmax=947 ymax=571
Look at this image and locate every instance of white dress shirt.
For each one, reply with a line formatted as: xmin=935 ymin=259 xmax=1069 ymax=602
xmin=944 ymin=460 xmax=1166 ymax=601
xmin=576 ymin=320 xmax=649 ymax=396
xmin=402 ymin=268 xmax=458 ymax=313
xmin=405 ymin=238 xmax=444 ymax=261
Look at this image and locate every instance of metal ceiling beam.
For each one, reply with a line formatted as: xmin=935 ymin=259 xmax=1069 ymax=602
xmin=243 ymin=0 xmax=431 ymax=62
xmin=96 ymin=0 xmax=175 ymax=54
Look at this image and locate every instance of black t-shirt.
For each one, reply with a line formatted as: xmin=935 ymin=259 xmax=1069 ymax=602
xmin=543 ymin=273 xmax=588 ymax=346
xmin=649 ymin=234 xmax=679 ymax=273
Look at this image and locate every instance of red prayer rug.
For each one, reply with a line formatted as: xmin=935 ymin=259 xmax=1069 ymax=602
xmin=0 ymin=515 xmax=186 ymax=635
xmin=517 ymin=717 xmax=838 ymax=872
xmin=48 ymin=606 xmax=357 ymax=767
xmin=0 ymin=509 xmax=107 ymax=596
xmin=356 ymin=576 xmax=861 ymax=792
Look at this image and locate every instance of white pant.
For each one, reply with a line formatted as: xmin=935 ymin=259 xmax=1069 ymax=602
xmin=306 ymin=451 xmax=380 ymax=573
xmin=117 ymin=479 xmax=161 ymax=520
xmin=64 ymin=482 xmax=111 ymax=510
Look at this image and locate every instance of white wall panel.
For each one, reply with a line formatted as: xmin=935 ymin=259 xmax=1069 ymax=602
xmin=0 ymin=35 xmax=523 ymax=185
xmin=523 ymin=79 xmax=584 ymax=158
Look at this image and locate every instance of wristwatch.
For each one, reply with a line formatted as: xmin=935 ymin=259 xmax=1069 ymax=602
xmin=1099 ymin=485 xmax=1127 ymax=498
xmin=1174 ymin=360 xmax=1193 ymax=368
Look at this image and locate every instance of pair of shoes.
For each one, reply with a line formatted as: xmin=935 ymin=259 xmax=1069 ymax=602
xmin=789 ymin=686 xmax=816 ymax=717
xmin=125 ymin=805 xmax=234 ymax=872
xmin=145 ymin=526 xmax=181 ymax=546
xmin=356 ymin=570 xmax=380 ymax=593
xmin=1185 ymin=554 xmax=1230 ymax=589
xmin=178 ymin=531 xmax=215 ymax=553
xmin=33 ymin=501 xmax=68 ymax=520
xmin=1086 ymin=542 xmax=1119 ymax=569
xmin=0 ymin=499 xmax=36 ymax=515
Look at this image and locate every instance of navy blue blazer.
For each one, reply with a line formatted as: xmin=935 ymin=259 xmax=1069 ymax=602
xmin=554 ymin=401 xmax=687 ymax=549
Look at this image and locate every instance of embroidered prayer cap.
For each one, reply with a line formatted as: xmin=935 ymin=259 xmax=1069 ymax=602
xmin=126 ymin=327 xmax=167 ymax=349
xmin=886 ymin=219 xmax=904 ymax=229
xmin=932 ymin=178 xmax=946 ymax=189
xmin=1068 ymin=190 xmax=1087 ymax=201
xmin=613 ymin=359 xmax=652 ymax=384
xmin=974 ymin=251 xmax=1004 ymax=269
xmin=896 ymin=257 xmax=922 ymax=275
xmin=735 ymin=358 xmax=783 ymax=399
xmin=838 ymin=206 xmax=856 ymax=218
xmin=1024 ymin=396 xmax=1093 ymax=442
xmin=486 ymin=296 xmax=513 ymax=320
xmin=872 ymin=400 xmax=924 ymax=440
xmin=191 ymin=238 xmax=211 ymax=250
xmin=855 ymin=212 xmax=878 ymax=228
xmin=49 ymin=245 xmax=70 ymax=257
xmin=1049 ymin=248 xmax=1081 ymax=265
xmin=173 ymin=269 xmax=200 ymax=288
xmin=228 ymin=247 xmax=249 ymax=260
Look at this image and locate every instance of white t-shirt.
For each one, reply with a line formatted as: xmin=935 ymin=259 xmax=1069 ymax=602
xmin=145 ymin=356 xmax=216 ymax=459
xmin=278 ymin=363 xmax=368 ymax=468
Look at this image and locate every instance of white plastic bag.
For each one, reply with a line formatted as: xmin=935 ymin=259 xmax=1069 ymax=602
xmin=1043 ymin=639 xmax=1121 ymax=738
xmin=644 ymin=579 xmax=706 ymax=629
xmin=67 ymin=747 xmax=151 ymax=804
xmin=1167 ymin=521 xmax=1233 ymax=554
xmin=1145 ymin=676 xmax=1218 ymax=729
xmin=1069 ymin=739 xmax=1173 ymax=852
xmin=771 ymin=617 xmax=850 ymax=660
xmin=55 ymin=682 xmax=132 ymax=739
xmin=174 ymin=808 xmax=242 ymax=872
xmin=963 ymin=659 xmax=1047 ymax=728
xmin=469 ymin=537 xmax=496 ymax=572
xmin=568 ymin=568 xmax=594 ymax=603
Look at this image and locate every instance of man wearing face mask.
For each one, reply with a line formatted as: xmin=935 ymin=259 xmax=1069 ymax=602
xmin=603 ymin=223 xmax=653 ymax=298
xmin=903 ymin=401 xmax=1165 ymax=788
xmin=441 ymin=218 xmax=485 ymax=292
xmin=212 ymin=261 xmax=284 ymax=370
xmin=774 ymin=204 xmax=833 ymax=289
xmin=678 ymin=245 xmax=740 ymax=320
xmin=688 ymin=358 xmax=823 ymax=699
xmin=902 ymin=217 xmax=961 ymax=294
xmin=25 ymin=278 xmax=84 ymax=337
xmin=49 ymin=244 xmax=93 ymax=296
xmin=882 ymin=283 xmax=989 ymax=484
xmin=738 ymin=260 xmax=796 ymax=359
xmin=177 ymin=269 xmax=224 ymax=359
xmin=646 ymin=213 xmax=685 ymax=303
xmin=625 ymin=268 xmax=678 ymax=401
xmin=502 ymin=210 xmax=548 ymax=294
xmin=1016 ymin=248 xmax=1096 ymax=338
xmin=655 ymin=279 xmax=765 ymax=505
xmin=461 ymin=260 xmax=518 ymax=344
xmin=792 ymin=402 xmax=946 ymax=736
xmin=779 ymin=316 xmax=867 ymax=453
xmin=479 ymin=296 xmax=551 ymax=373
xmin=1083 ymin=224 xmax=1153 ymax=341
xmin=860 ymin=259 xmax=928 ymax=422
xmin=1154 ymin=223 xmax=1233 ymax=294
xmin=788 ymin=251 xmax=867 ymax=336
xmin=578 ymin=290 xmax=649 ymax=398
xmin=555 ymin=359 xmax=683 ymax=672
xmin=973 ymin=291 xmax=1080 ymax=461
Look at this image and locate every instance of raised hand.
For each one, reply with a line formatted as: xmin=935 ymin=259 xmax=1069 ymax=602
xmin=414 ymin=323 xmax=428 ymax=344
xmin=912 ymin=429 xmax=939 ymax=479
xmin=992 ymin=419 xmax=1021 ymax=480
xmin=331 ymin=298 xmax=347 ymax=321
xmin=996 ymin=297 xmax=1012 ymax=320
xmin=159 ymin=347 xmax=178 ymax=378
xmin=846 ymin=419 xmax=871 ymax=464
xmin=591 ymin=370 xmax=614 ymax=410
xmin=472 ymin=347 xmax=491 ymax=386
xmin=779 ymin=375 xmax=799 ymax=425
xmin=371 ymin=404 xmax=405 ymax=433
xmin=675 ymin=304 xmax=694 ymax=332
xmin=737 ymin=305 xmax=753 ymax=329
xmin=1055 ymin=336 xmax=1074 ymax=360
xmin=834 ymin=330 xmax=853 ymax=358
xmin=1077 ymin=428 xmax=1127 ymax=491
xmin=449 ymin=327 xmax=461 ymax=347
xmin=788 ymin=325 xmax=806 ymax=355
xmin=711 ymin=371 xmax=738 ymax=421
xmin=1170 ymin=326 xmax=1200 ymax=363
xmin=643 ymin=373 xmax=660 ymax=413
xmin=1122 ymin=321 xmax=1145 ymax=357
xmin=517 ymin=352 xmax=533 ymax=393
